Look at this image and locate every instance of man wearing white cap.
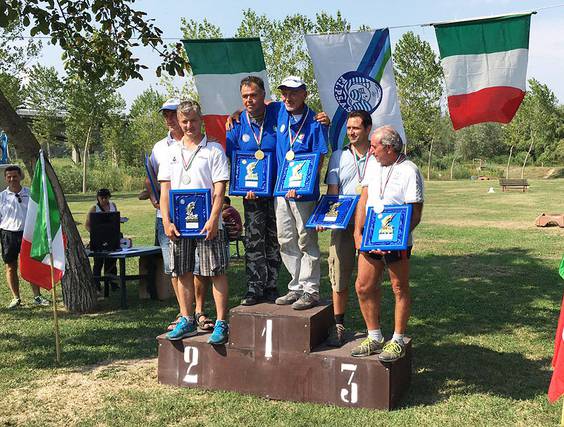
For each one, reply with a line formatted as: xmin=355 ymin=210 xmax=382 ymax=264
xmin=274 ymin=76 xmax=329 ymax=310
xmin=146 ymin=98 xmax=214 ymax=333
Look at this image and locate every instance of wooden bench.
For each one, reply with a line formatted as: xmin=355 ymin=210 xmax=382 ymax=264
xmin=499 ymin=178 xmax=529 ymax=192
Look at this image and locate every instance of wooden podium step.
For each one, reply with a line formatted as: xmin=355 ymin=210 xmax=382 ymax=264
xmin=228 ymin=301 xmax=333 ymax=354
xmin=157 ymin=304 xmax=411 ymax=410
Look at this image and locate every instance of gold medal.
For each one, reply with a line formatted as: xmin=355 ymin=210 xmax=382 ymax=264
xmin=255 ymin=149 xmax=265 ymax=160
xmin=356 ymin=184 xmax=362 ymax=194
xmin=286 ymin=150 xmax=295 ymax=161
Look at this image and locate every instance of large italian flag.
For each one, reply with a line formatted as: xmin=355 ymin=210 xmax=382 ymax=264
xmin=183 ymin=38 xmax=270 ymax=148
xmin=20 ymin=152 xmax=65 ymax=290
xmin=434 ymin=13 xmax=532 ymax=130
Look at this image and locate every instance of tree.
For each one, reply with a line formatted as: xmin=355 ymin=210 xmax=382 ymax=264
xmin=0 ymin=1 xmax=188 ymax=313
xmin=393 ymin=31 xmax=444 ymax=175
xmin=23 ymin=65 xmax=66 ymax=156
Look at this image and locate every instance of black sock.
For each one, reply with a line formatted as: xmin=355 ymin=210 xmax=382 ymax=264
xmin=335 ymin=314 xmax=345 ymax=325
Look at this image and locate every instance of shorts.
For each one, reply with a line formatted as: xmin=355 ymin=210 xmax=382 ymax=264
xmin=367 ymin=246 xmax=412 ymax=264
xmin=328 ymin=225 xmax=356 ymax=292
xmin=155 ymin=217 xmax=172 ymax=274
xmin=170 ymin=228 xmax=229 ymax=277
xmin=0 ymin=229 xmax=23 ymax=264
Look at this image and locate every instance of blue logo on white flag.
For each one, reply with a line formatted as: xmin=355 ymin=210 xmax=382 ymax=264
xmin=334 ymin=71 xmax=383 ymax=113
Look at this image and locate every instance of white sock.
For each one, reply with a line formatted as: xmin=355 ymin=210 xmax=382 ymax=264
xmin=368 ymin=329 xmax=383 ymax=342
xmin=392 ymin=332 xmax=405 ymax=344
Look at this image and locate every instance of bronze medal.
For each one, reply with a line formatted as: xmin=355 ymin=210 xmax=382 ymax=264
xmin=356 ymin=184 xmax=363 ymax=195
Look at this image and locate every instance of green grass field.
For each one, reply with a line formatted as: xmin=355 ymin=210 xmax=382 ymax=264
xmin=1 ymin=179 xmax=563 ymax=426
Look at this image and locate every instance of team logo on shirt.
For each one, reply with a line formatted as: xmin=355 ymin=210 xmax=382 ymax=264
xmin=334 ymin=71 xmax=383 ymax=113
xmin=242 ymin=134 xmax=250 ymax=143
xmin=298 ymin=133 xmax=305 ymax=142
xmin=279 ymin=124 xmax=286 ymax=133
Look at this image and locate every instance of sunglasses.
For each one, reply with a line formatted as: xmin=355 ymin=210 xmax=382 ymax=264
xmin=15 ymin=193 xmax=22 ymax=203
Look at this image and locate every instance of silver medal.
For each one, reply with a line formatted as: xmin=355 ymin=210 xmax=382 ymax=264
xmin=374 ymin=199 xmax=385 ymax=214
xmin=182 ymin=174 xmax=191 ymax=185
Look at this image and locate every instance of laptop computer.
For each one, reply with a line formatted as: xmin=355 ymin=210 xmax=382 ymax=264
xmin=89 ymin=211 xmax=121 ymax=251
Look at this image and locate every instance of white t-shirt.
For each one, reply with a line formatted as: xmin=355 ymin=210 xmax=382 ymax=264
xmin=0 ymin=187 xmax=30 ymax=232
xmin=150 ymin=132 xmax=181 ymax=218
xmin=362 ymin=156 xmax=424 ymax=245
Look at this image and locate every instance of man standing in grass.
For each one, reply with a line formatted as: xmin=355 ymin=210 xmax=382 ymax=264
xmin=226 ymin=76 xmax=282 ymax=306
xmin=352 ymin=126 xmax=424 ymax=361
xmin=274 ymin=76 xmax=329 ymax=310
xmin=158 ymin=100 xmax=230 ymax=345
xmin=147 ymin=99 xmax=214 ymax=333
xmin=0 ymin=165 xmax=50 ymax=308
xmin=321 ymin=110 xmax=373 ymax=346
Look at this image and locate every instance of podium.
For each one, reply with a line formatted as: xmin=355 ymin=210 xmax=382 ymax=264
xmin=157 ymin=301 xmax=411 ymax=410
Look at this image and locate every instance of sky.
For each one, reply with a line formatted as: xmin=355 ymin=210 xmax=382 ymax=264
xmin=35 ymin=0 xmax=564 ymax=110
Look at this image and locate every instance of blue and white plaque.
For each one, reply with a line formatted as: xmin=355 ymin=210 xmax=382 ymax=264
xmin=360 ymin=204 xmax=413 ymax=251
xmin=274 ymin=153 xmax=320 ymax=197
xmin=169 ymin=189 xmax=212 ymax=237
xmin=229 ymin=151 xmax=274 ymax=197
xmin=305 ymin=195 xmax=359 ymax=229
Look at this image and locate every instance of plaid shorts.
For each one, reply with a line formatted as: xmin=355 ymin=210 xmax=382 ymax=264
xmin=170 ymin=228 xmax=229 ymax=277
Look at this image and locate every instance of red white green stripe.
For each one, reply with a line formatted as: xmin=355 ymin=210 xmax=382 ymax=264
xmin=434 ymin=14 xmax=531 ymax=130
xmin=183 ymin=38 xmax=270 ymax=147
xmin=20 ymin=152 xmax=65 ymax=290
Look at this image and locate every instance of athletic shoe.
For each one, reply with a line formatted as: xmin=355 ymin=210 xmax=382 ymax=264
xmin=351 ymin=337 xmax=385 ymax=357
xmin=7 ymin=298 xmax=21 ymax=309
xmin=275 ymin=290 xmax=302 ymax=305
xmin=378 ymin=339 xmax=406 ymax=362
xmin=263 ymin=288 xmax=279 ymax=303
xmin=291 ymin=292 xmax=318 ymax=310
xmin=326 ymin=324 xmax=346 ymax=347
xmin=33 ymin=295 xmax=51 ymax=306
xmin=208 ymin=320 xmax=229 ymax=345
xmin=166 ymin=316 xmax=197 ymax=341
xmin=241 ymin=291 xmax=260 ymax=306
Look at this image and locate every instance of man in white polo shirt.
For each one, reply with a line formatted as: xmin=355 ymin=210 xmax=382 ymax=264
xmin=0 ymin=165 xmax=50 ymax=308
xmin=321 ymin=110 xmax=373 ymax=347
xmin=147 ymin=98 xmax=215 ymax=333
xmin=158 ymin=100 xmax=230 ymax=345
xmin=352 ymin=125 xmax=424 ymax=362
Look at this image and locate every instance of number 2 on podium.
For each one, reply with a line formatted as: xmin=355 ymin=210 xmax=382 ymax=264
xmin=183 ymin=346 xmax=199 ymax=384
xmin=340 ymin=363 xmax=358 ymax=404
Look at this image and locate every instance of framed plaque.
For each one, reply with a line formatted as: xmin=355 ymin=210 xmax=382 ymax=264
xmin=229 ymin=151 xmax=274 ymax=197
xmin=273 ymin=153 xmax=320 ymax=197
xmin=169 ymin=189 xmax=212 ymax=237
xmin=305 ymin=195 xmax=359 ymax=229
xmin=360 ymin=204 xmax=413 ymax=251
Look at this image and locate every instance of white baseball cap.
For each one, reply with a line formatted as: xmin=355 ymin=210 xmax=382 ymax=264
xmin=277 ymin=76 xmax=306 ymax=90
xmin=159 ymin=98 xmax=180 ymax=112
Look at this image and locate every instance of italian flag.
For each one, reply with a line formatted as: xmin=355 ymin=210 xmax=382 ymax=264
xmin=183 ymin=37 xmax=270 ymax=148
xmin=20 ymin=152 xmax=65 ymax=290
xmin=434 ymin=13 xmax=531 ymax=130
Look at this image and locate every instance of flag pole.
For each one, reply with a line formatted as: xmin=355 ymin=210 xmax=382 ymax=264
xmin=49 ymin=252 xmax=61 ymax=363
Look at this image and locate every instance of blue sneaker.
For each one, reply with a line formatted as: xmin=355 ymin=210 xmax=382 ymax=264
xmin=207 ymin=320 xmax=229 ymax=345
xmin=166 ymin=316 xmax=197 ymax=341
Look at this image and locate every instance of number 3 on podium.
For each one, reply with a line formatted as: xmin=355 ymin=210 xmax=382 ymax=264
xmin=340 ymin=363 xmax=358 ymax=404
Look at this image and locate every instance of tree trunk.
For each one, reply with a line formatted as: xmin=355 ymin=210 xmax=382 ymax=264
xmin=72 ymin=145 xmax=81 ymax=164
xmin=0 ymin=89 xmax=96 ymax=313
xmin=82 ymin=126 xmax=92 ymax=193
xmin=506 ymin=145 xmax=514 ymax=179
xmin=521 ymin=132 xmax=534 ymax=179
xmin=450 ymin=154 xmax=458 ymax=180
xmin=427 ymin=140 xmax=433 ymax=181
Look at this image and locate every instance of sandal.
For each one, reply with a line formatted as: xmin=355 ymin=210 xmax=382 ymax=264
xmin=166 ymin=313 xmax=182 ymax=331
xmin=195 ymin=312 xmax=215 ymax=331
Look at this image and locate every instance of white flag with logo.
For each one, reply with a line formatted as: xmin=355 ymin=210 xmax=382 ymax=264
xmin=305 ymin=29 xmax=405 ymax=150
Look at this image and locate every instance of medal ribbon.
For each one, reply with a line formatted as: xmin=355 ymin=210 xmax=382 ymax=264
xmin=181 ymin=144 xmax=203 ymax=174
xmin=245 ymin=110 xmax=267 ymax=150
xmin=351 ymin=145 xmax=369 ymax=184
xmin=287 ymin=107 xmax=309 ymax=154
xmin=379 ymin=153 xmax=406 ymax=200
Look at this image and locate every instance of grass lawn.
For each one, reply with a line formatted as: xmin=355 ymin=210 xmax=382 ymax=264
xmin=1 ymin=179 xmax=563 ymax=426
